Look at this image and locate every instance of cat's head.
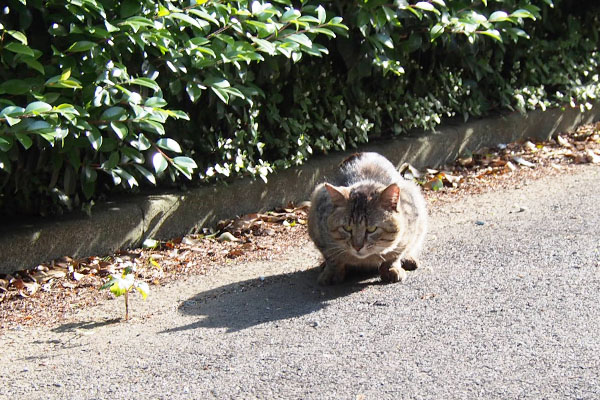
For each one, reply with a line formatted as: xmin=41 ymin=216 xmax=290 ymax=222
xmin=324 ymin=182 xmax=403 ymax=259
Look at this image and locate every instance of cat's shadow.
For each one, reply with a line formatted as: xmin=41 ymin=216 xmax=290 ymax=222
xmin=161 ymin=266 xmax=381 ymax=334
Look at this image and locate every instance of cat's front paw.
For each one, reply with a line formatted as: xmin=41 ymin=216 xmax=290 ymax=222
xmin=379 ymin=265 xmax=407 ymax=283
xmin=317 ymin=265 xmax=346 ymax=285
xmin=401 ymin=257 xmax=420 ymax=271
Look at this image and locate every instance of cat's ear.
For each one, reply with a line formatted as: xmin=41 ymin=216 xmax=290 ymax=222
xmin=380 ymin=183 xmax=400 ymax=211
xmin=324 ymin=183 xmax=348 ymax=207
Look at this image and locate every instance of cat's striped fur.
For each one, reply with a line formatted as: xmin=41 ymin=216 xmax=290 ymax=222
xmin=308 ymin=152 xmax=427 ymax=285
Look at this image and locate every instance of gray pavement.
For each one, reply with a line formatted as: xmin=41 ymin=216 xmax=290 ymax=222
xmin=1 ymin=164 xmax=599 ymax=399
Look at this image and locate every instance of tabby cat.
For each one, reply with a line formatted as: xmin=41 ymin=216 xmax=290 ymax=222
xmin=308 ymin=152 xmax=428 ymax=285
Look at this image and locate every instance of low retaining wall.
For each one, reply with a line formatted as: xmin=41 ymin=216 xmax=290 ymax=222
xmin=0 ymin=106 xmax=598 ymax=273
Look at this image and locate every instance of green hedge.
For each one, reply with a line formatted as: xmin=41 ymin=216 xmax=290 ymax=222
xmin=0 ymin=0 xmax=598 ymax=217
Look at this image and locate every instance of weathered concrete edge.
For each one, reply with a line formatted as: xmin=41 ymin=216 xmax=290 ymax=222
xmin=1 ymin=106 xmax=598 ymax=273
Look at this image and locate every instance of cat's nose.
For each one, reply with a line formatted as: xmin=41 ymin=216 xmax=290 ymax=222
xmin=353 ymin=244 xmax=363 ymax=252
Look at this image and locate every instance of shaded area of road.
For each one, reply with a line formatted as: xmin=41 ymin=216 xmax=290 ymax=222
xmin=1 ymin=165 xmax=599 ymax=399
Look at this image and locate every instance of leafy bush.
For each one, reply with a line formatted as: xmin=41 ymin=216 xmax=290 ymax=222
xmin=0 ymin=0 xmax=347 ymax=215
xmin=1 ymin=0 xmax=599 ymax=217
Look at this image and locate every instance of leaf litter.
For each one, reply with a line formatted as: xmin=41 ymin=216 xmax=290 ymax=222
xmin=414 ymin=122 xmax=600 ymax=194
xmin=1 ymin=123 xmax=600 ymax=329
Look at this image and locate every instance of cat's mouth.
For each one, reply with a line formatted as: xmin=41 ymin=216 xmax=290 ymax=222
xmin=352 ymin=248 xmax=372 ymax=259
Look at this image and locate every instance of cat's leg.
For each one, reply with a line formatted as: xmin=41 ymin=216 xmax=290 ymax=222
xmin=379 ymin=260 xmax=407 ymax=283
xmin=318 ymin=261 xmax=347 ymax=285
xmin=401 ymin=256 xmax=420 ymax=271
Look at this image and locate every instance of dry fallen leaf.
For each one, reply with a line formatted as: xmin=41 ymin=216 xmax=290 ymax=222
xmin=505 ymin=161 xmax=517 ymax=172
xmin=457 ymin=156 xmax=474 ymax=167
xmin=217 ymin=232 xmax=239 ymax=242
xmin=423 ymin=176 xmax=444 ymax=191
xmin=556 ymin=135 xmax=572 ymax=148
xmin=512 ymin=156 xmax=535 ymax=168
xmin=524 ymin=141 xmax=537 ymax=152
xmin=399 ymin=162 xmax=422 ymax=179
xmin=585 ymin=149 xmax=600 ymax=164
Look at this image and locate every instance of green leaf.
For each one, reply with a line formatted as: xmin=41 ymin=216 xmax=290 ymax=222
xmin=121 ymin=146 xmax=144 ymax=164
xmin=316 ymin=5 xmax=326 ymax=24
xmin=130 ymin=77 xmax=161 ymax=91
xmin=0 ymin=106 xmax=25 ymax=118
xmin=165 ymin=110 xmax=190 ymax=121
xmin=120 ymin=0 xmax=142 ymax=18
xmin=15 ymin=133 xmax=33 ymax=149
xmin=100 ymin=106 xmax=127 ymax=121
xmin=285 ymin=33 xmax=312 ymax=48
xmin=414 ymin=2 xmax=439 ymax=14
xmin=109 ymin=273 xmax=135 ymax=296
xmin=298 ymin=15 xmax=320 ymax=24
xmin=55 ymin=104 xmax=80 ymax=115
xmin=0 ymin=136 xmax=14 ymax=152
xmin=4 ymin=116 xmax=21 ymax=126
xmin=7 ymin=30 xmax=28 ymax=45
xmin=131 ymin=133 xmax=152 ymax=151
xmin=115 ymin=167 xmax=139 ymax=188
xmin=152 ymin=152 xmax=168 ymax=174
xmin=479 ymin=29 xmax=502 ymax=42
xmin=82 ymin=165 xmax=98 ymax=183
xmin=488 ymin=11 xmax=509 ymax=23
xmin=156 ymin=138 xmax=182 ymax=153
xmin=66 ymin=41 xmax=97 ymax=52
xmin=123 ymin=15 xmax=155 ymax=29
xmin=170 ymin=12 xmax=207 ymax=30
xmin=187 ymin=9 xmax=218 ymax=25
xmin=430 ymin=24 xmax=445 ymax=41
xmin=157 ymin=5 xmax=170 ymax=17
xmin=25 ymin=101 xmax=52 ymax=114
xmin=186 ymin=82 xmax=203 ymax=103
xmin=250 ymin=37 xmax=276 ymax=55
xmin=281 ymin=8 xmax=301 ymax=23
xmin=135 ymin=281 xmax=149 ymax=299
xmin=110 ymin=122 xmax=128 ymax=139
xmin=211 ymin=87 xmax=229 ymax=104
xmin=45 ymin=76 xmax=82 ymax=89
xmin=26 ymin=120 xmax=51 ymax=132
xmin=173 ymin=156 xmax=197 ymax=169
xmin=204 ymin=76 xmax=230 ymax=89
xmin=375 ymin=33 xmax=394 ymax=49
xmin=0 ymin=80 xmax=31 ymax=95
xmin=102 ymin=151 xmax=120 ymax=170
xmin=510 ymin=9 xmax=535 ymax=20
xmin=87 ymin=129 xmax=103 ymax=151
xmin=310 ymin=28 xmax=336 ymax=38
xmin=327 ymin=16 xmax=347 ymax=29
xmin=4 ymin=42 xmax=35 ymax=57
xmin=140 ymin=120 xmax=165 ymax=136
xmin=133 ymin=164 xmax=156 ymax=185
xmin=20 ymin=56 xmax=45 ymax=74
xmin=60 ymin=68 xmax=71 ymax=81
xmin=100 ymin=277 xmax=118 ymax=291
xmin=145 ymin=97 xmax=168 ymax=108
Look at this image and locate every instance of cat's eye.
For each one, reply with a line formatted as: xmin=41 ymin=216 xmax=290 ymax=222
xmin=342 ymin=225 xmax=352 ymax=232
xmin=366 ymin=226 xmax=377 ymax=233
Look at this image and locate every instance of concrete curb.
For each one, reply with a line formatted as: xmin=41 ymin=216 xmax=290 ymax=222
xmin=1 ymin=106 xmax=599 ymax=273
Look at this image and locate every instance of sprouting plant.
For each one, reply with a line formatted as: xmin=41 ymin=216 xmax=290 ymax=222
xmin=100 ymin=266 xmax=149 ymax=321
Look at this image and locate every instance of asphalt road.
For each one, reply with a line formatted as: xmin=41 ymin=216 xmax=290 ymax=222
xmin=1 ymin=165 xmax=599 ymax=400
